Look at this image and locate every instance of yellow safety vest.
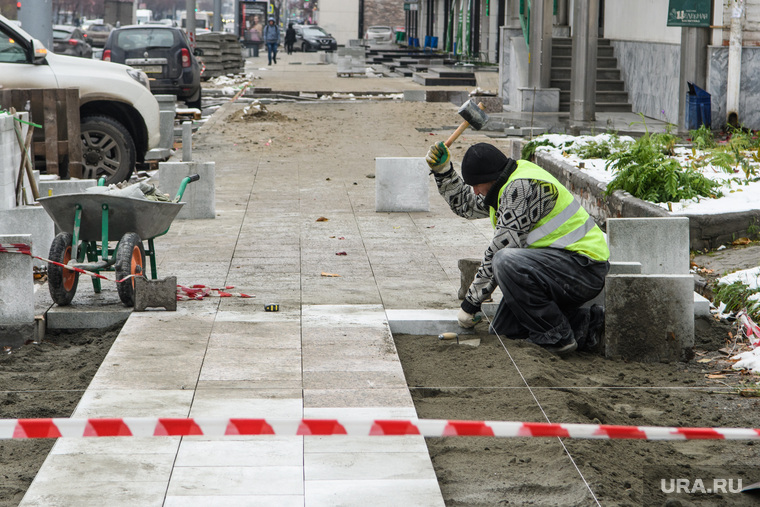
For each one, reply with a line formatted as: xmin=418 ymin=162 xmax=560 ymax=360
xmin=489 ymin=160 xmax=610 ymax=262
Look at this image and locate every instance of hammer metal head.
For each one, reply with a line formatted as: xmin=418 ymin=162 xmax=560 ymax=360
xmin=458 ymin=99 xmax=489 ymax=130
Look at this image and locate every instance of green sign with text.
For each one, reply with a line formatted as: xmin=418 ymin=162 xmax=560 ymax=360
xmin=667 ymin=0 xmax=712 ymax=27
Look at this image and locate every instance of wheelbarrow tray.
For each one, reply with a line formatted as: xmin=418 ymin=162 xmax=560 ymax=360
xmin=38 ymin=193 xmax=185 ymax=242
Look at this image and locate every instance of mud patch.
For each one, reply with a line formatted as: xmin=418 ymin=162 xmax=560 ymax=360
xmin=230 ymin=106 xmax=291 ymax=123
xmin=0 ymin=324 xmax=121 ymax=507
xmin=394 ymin=316 xmax=760 ymax=506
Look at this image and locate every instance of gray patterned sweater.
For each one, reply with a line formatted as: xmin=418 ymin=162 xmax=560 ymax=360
xmin=433 ymin=165 xmax=559 ymax=314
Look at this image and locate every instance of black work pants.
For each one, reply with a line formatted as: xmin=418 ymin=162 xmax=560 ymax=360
xmin=490 ymin=248 xmax=609 ymax=346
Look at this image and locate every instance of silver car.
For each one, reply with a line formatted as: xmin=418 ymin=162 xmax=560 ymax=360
xmin=364 ymin=26 xmax=394 ymax=44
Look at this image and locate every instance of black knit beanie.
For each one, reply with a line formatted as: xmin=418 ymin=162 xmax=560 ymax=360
xmin=461 ymin=143 xmax=509 ymax=185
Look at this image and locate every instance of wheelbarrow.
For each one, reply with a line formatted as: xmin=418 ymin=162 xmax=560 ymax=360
xmin=38 ymin=175 xmax=199 ymax=307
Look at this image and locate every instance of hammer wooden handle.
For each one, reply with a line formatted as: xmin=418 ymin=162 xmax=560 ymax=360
xmin=444 ymin=102 xmax=486 ymax=148
xmin=444 ymin=121 xmax=470 ymax=148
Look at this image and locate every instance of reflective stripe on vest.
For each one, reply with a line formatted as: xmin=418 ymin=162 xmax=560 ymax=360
xmin=488 ymin=161 xmax=610 ymax=261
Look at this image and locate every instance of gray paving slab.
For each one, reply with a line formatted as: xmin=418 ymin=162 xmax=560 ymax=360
xmin=25 ymin=90 xmax=459 ymax=504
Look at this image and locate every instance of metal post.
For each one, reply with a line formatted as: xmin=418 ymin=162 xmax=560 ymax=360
xmin=213 ymin=0 xmax=222 ymax=32
xmin=570 ymin=0 xmax=598 ymax=122
xmin=528 ymin=0 xmax=553 ymax=88
xmin=19 ymin=0 xmax=53 ymax=49
xmin=678 ymin=27 xmax=709 ymax=132
xmin=185 ymin=0 xmax=196 ymax=49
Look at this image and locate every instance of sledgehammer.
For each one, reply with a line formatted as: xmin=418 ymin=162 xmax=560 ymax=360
xmin=444 ymin=99 xmax=489 ymax=147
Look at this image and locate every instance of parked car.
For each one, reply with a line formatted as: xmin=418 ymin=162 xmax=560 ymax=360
xmin=52 ymin=25 xmax=93 ymax=58
xmin=295 ymin=25 xmax=337 ymax=52
xmin=102 ymin=25 xmax=202 ymax=108
xmin=0 ymin=14 xmax=160 ymax=184
xmin=83 ymin=22 xmax=113 ymax=48
xmin=364 ymin=26 xmax=394 ymax=44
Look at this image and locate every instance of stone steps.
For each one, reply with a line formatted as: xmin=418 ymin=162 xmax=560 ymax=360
xmin=550 ymin=37 xmax=631 ymax=113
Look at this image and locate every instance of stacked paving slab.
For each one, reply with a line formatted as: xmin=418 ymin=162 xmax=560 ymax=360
xmin=196 ymin=32 xmax=245 ymax=79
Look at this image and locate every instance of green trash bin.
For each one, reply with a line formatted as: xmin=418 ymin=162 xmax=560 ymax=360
xmin=395 ymin=30 xmax=405 ymax=43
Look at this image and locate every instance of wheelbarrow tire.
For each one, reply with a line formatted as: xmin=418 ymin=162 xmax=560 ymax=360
xmin=115 ymin=232 xmax=145 ymax=307
xmin=48 ymin=232 xmax=79 ymax=306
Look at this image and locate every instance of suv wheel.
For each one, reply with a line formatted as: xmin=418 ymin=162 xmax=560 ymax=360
xmin=186 ymin=87 xmax=202 ymax=110
xmin=301 ymin=42 xmax=309 ymax=52
xmin=81 ymin=115 xmax=136 ymax=184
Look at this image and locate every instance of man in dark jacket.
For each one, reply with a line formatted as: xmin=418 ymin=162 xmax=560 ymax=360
xmin=263 ymin=17 xmax=280 ymax=65
xmin=285 ymin=23 xmax=297 ymax=55
xmin=426 ymin=141 xmax=609 ymax=355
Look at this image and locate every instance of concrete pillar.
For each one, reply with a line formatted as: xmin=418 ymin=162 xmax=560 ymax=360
xmin=556 ymin=0 xmax=569 ymax=26
xmin=0 ymin=234 xmax=34 ymax=348
xmin=678 ymin=27 xmax=709 ymax=132
xmin=158 ymin=161 xmax=215 ymax=219
xmin=506 ymin=0 xmax=521 ymax=29
xmin=182 ymin=122 xmax=193 ymax=162
xmin=570 ymin=0 xmax=598 ymax=123
xmin=528 ymin=0 xmax=553 ymax=88
xmin=19 ymin=0 xmax=52 ymax=49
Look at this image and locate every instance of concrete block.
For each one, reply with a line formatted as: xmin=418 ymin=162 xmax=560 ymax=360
xmin=403 ymin=90 xmax=427 ymax=102
xmin=375 ymin=158 xmax=429 ymax=212
xmin=458 ymin=258 xmax=481 ymax=300
xmin=158 ymin=161 xmax=215 ymax=220
xmin=0 ymin=206 xmax=55 ymax=268
xmin=518 ymin=87 xmax=560 ymax=112
xmin=134 ymin=276 xmax=177 ymax=312
xmin=583 ymin=261 xmax=642 ymax=308
xmin=0 ymin=234 xmax=34 ymax=348
xmin=37 ymin=179 xmax=98 ymax=197
xmin=604 ymin=274 xmax=694 ymax=362
xmin=607 ymin=217 xmax=690 ymax=274
xmin=45 ymin=306 xmax=131 ymax=329
xmin=337 ymin=47 xmax=366 ymax=74
xmin=694 ymin=292 xmax=711 ymax=318
xmin=385 ymin=309 xmax=474 ymax=336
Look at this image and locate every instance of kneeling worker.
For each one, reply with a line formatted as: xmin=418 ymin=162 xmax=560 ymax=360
xmin=426 ymin=141 xmax=609 ymax=354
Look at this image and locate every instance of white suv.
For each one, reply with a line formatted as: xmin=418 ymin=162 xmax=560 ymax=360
xmin=0 ymin=15 xmax=160 ymax=183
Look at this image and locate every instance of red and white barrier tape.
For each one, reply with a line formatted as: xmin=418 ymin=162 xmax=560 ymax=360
xmin=177 ymin=284 xmax=254 ymax=300
xmin=1 ymin=243 xmax=130 ymax=283
xmin=1 ymin=245 xmax=253 ymax=298
xmin=2 ymin=417 xmax=759 ymax=440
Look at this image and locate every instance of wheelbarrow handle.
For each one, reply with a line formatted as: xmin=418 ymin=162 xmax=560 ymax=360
xmin=173 ymin=174 xmax=201 ymax=202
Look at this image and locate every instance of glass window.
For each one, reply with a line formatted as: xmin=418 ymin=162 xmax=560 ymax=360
xmin=115 ymin=28 xmax=176 ymax=51
xmin=0 ymin=30 xmax=29 ymax=64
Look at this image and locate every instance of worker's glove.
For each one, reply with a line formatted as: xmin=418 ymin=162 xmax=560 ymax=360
xmin=426 ymin=142 xmax=451 ymax=173
xmin=457 ymin=308 xmax=482 ymax=328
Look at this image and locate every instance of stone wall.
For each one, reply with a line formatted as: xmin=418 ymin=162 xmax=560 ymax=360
xmin=708 ymin=45 xmax=760 ymax=130
xmin=609 ymin=40 xmax=681 ymax=124
xmin=364 ymin=0 xmax=405 ymax=31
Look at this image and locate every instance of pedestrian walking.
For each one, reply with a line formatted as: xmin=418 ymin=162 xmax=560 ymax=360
xmin=263 ymin=17 xmax=280 ymax=65
xmin=285 ymin=22 xmax=296 ymax=55
xmin=426 ymin=142 xmax=610 ymax=355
